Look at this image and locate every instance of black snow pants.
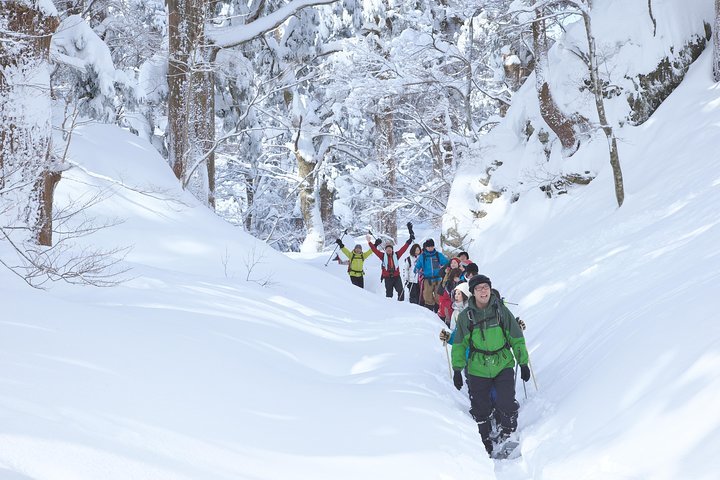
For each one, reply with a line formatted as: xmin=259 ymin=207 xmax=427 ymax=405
xmin=350 ymin=275 xmax=364 ymax=288
xmin=384 ymin=276 xmax=404 ymax=300
xmin=407 ymin=282 xmax=420 ymax=304
xmin=467 ymin=367 xmax=519 ymax=444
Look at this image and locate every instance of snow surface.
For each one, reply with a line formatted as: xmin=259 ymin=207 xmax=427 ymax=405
xmin=2 ymin=41 xmax=720 ymax=480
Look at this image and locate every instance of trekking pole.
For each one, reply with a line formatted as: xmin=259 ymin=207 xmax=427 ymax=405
xmin=443 ymin=340 xmax=452 ymax=378
xmin=324 ymin=229 xmax=348 ymax=266
xmin=501 ymin=296 xmax=519 ymax=306
xmin=529 ymin=358 xmax=539 ymax=391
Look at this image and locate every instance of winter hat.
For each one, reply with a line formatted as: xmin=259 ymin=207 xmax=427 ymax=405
xmin=353 ymin=244 xmax=362 ymax=250
xmin=425 ymin=238 xmax=435 ymax=247
xmin=450 ymin=257 xmax=461 ymax=266
xmin=468 ymin=274 xmax=492 ymax=293
xmin=384 ymin=242 xmax=394 ymax=250
xmin=454 ymin=281 xmax=471 ymax=300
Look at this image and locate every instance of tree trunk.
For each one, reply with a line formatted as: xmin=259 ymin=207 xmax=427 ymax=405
xmin=319 ymin=174 xmax=334 ymax=227
xmin=375 ymin=107 xmax=397 ymax=242
xmin=0 ymin=1 xmax=60 ymax=246
xmin=582 ymin=7 xmax=624 ymax=207
xmin=532 ymin=7 xmax=580 ymax=156
xmin=167 ymin=0 xmax=214 ymax=207
xmin=714 ymin=0 xmax=720 ymax=81
xmin=295 ymin=122 xmax=323 ymax=252
xmin=166 ymin=0 xmax=192 ymax=181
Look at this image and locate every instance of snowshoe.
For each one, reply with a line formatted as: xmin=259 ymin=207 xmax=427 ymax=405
xmin=491 ymin=432 xmax=521 ymax=460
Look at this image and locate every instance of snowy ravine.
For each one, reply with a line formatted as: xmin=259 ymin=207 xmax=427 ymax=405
xmin=1 ymin=56 xmax=719 ymax=480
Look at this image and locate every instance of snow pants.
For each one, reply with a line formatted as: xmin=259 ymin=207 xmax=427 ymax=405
xmin=350 ymin=276 xmax=364 ymax=288
xmin=467 ymin=368 xmax=519 ymax=443
xmin=407 ymin=282 xmax=420 ymax=304
xmin=384 ymin=276 xmax=404 ymax=300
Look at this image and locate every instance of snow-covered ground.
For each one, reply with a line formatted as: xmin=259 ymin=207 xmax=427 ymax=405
xmin=1 ymin=50 xmax=719 ymax=480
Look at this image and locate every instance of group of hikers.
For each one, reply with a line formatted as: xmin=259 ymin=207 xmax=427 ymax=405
xmin=333 ymin=222 xmax=531 ymax=459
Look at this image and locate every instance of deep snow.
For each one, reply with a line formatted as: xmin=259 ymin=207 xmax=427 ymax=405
xmin=1 ymin=37 xmax=720 ymax=480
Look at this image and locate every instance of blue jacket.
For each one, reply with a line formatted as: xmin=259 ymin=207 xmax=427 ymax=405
xmin=414 ymin=248 xmax=448 ymax=281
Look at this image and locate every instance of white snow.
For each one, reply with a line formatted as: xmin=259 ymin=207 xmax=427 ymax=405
xmin=1 ymin=19 xmax=720 ymax=480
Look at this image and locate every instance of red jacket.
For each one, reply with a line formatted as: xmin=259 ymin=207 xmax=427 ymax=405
xmin=368 ymin=240 xmax=411 ymax=278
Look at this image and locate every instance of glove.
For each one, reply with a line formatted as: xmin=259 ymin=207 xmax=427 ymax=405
xmin=453 ymin=370 xmax=463 ymax=390
xmin=335 ymin=239 xmax=344 ymax=248
xmin=374 ymin=238 xmax=382 ymax=247
xmin=439 ymin=330 xmax=450 ymax=343
xmin=409 ymin=234 xmax=415 ymax=243
xmin=520 ymin=364 xmax=530 ymax=382
xmin=518 ymin=318 xmax=526 ymax=330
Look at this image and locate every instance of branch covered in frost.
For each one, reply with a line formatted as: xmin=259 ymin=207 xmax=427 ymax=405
xmin=208 ymin=0 xmax=339 ymax=49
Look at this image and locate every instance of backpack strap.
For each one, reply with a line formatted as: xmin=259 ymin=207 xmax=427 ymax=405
xmin=466 ymin=304 xmax=511 ymax=357
xmin=348 ymin=252 xmax=365 ymax=274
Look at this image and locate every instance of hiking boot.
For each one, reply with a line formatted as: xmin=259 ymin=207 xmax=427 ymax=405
xmin=483 ymin=438 xmax=493 ymax=456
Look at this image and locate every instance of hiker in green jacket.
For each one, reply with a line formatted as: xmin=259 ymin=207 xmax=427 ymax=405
xmin=336 ymin=239 xmax=373 ymax=288
xmin=451 ymin=274 xmax=530 ymax=457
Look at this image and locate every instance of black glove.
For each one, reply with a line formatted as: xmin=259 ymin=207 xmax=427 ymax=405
xmin=520 ymin=364 xmax=530 ymax=382
xmin=335 ymin=239 xmax=344 ymax=248
xmin=374 ymin=238 xmax=382 ymax=247
xmin=407 ymin=221 xmax=414 ymax=236
xmin=409 ymin=234 xmax=415 ymax=243
xmin=453 ymin=370 xmax=463 ymax=390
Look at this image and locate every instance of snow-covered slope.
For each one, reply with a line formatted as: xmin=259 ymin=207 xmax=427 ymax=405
xmin=0 ymin=125 xmax=488 ymax=479
xmin=458 ymin=50 xmax=720 ymax=479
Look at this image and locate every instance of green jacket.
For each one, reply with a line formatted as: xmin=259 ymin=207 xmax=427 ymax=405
xmin=340 ymin=247 xmax=373 ymax=277
xmin=451 ymin=293 xmax=529 ymax=378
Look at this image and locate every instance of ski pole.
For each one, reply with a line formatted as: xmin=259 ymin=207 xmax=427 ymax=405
xmin=324 ymin=229 xmax=348 ymax=266
xmin=522 ymin=375 xmax=528 ymax=400
xmin=443 ymin=340 xmax=452 ymax=378
xmin=529 ymin=358 xmax=539 ymax=391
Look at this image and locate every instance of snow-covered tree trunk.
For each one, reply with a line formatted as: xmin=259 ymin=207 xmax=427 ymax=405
xmin=532 ymin=7 xmax=580 ymax=156
xmin=582 ymin=3 xmax=624 ymax=207
xmin=167 ymin=0 xmax=214 ymax=206
xmin=167 ymin=0 xmax=195 ymax=181
xmin=714 ymin=0 xmax=720 ymax=81
xmin=376 ymin=106 xmax=397 ymax=242
xmin=295 ymin=122 xmax=324 ymax=253
xmin=0 ymin=0 xmax=60 ymax=246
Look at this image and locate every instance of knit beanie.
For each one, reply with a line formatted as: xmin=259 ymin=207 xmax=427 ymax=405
xmin=464 ymin=263 xmax=479 ymax=276
xmin=425 ymin=238 xmax=435 ymax=247
xmin=468 ymin=274 xmax=492 ymax=293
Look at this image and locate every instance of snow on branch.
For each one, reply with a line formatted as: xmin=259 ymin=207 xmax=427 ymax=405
xmin=208 ymin=0 xmax=338 ymax=49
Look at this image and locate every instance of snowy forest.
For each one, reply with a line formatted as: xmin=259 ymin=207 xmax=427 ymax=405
xmin=7 ymin=0 xmax=717 ymax=260
xmin=1 ymin=0 xmax=720 ymax=479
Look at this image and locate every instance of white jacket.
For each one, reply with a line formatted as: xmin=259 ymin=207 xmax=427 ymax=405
xmin=404 ymin=255 xmax=419 ymax=283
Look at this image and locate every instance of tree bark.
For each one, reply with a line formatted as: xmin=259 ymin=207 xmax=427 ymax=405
xmin=582 ymin=7 xmax=624 ymax=207
xmin=375 ymin=106 xmax=397 ymax=242
xmin=532 ymin=7 xmax=580 ymax=156
xmin=0 ymin=1 xmax=60 ymax=245
xmin=319 ymin=174 xmax=334 ymax=226
xmin=166 ymin=0 xmax=208 ymax=201
xmin=295 ymin=123 xmax=324 ymax=252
